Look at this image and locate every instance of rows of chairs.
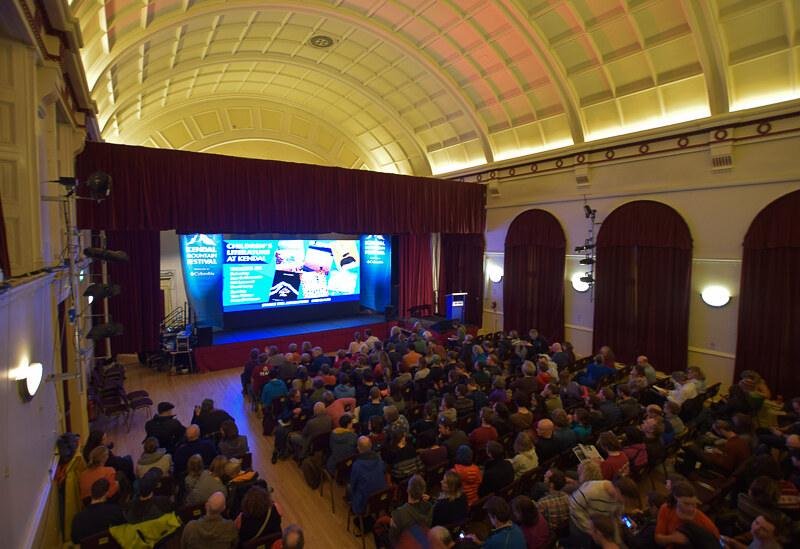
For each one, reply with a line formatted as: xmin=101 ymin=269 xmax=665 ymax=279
xmin=88 ymin=362 xmax=153 ymax=431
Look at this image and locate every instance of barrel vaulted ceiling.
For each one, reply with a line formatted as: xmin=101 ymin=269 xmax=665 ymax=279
xmin=68 ymin=0 xmax=800 ymax=175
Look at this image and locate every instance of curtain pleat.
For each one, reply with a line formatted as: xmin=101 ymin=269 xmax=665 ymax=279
xmin=398 ymin=234 xmax=434 ymax=318
xmin=503 ymin=210 xmax=566 ymax=342
xmin=438 ymin=233 xmax=485 ymax=326
xmin=735 ymin=190 xmax=800 ymax=395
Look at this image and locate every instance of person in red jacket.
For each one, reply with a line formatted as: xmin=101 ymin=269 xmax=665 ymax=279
xmin=452 ymin=445 xmax=482 ymax=506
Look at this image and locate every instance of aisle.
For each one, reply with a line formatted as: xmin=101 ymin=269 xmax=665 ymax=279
xmin=100 ymin=363 xmax=363 ymax=548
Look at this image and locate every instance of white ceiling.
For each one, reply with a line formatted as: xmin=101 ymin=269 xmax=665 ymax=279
xmin=68 ymin=0 xmax=800 ymax=175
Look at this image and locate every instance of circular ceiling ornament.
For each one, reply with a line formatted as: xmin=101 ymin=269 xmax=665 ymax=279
xmin=605 ymin=150 xmax=615 ymax=159
xmin=714 ymin=129 xmax=728 ymax=141
xmin=576 ymin=153 xmax=585 ymax=164
xmin=308 ymin=35 xmax=335 ymax=48
xmin=639 ymin=144 xmax=650 ymax=154
xmin=677 ymin=136 xmax=689 ymax=148
xmin=555 ymin=158 xmax=564 ymax=168
xmin=508 ymin=167 xmax=515 ymax=177
xmin=757 ymin=122 xmax=772 ymax=135
xmin=531 ymin=163 xmax=538 ymax=173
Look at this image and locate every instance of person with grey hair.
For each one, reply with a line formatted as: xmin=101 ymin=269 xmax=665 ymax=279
xmin=282 ymin=524 xmax=305 ymax=549
xmin=427 ymin=525 xmax=455 ymax=548
xmin=181 ymin=491 xmax=238 ymax=549
xmin=653 ymin=370 xmax=699 ymax=407
xmin=390 ymin=474 xmax=432 ymax=542
xmin=286 ymin=401 xmax=332 ymax=461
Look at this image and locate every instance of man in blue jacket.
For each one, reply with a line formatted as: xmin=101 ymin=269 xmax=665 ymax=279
xmin=261 ymin=370 xmax=288 ymax=409
xmin=349 ymin=436 xmax=387 ymax=517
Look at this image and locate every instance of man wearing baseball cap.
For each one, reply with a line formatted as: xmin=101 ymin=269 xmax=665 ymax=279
xmin=145 ymin=402 xmax=186 ymax=454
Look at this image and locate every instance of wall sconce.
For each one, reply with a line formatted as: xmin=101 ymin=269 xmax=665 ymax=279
xmin=571 ymin=272 xmax=590 ymax=292
xmin=487 ymin=263 xmax=504 ymax=283
xmin=701 ymin=285 xmax=731 ymax=307
xmin=16 ymin=361 xmax=43 ymax=402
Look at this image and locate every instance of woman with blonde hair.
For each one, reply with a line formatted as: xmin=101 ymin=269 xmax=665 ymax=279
xmin=509 ymin=431 xmax=539 ymax=479
xmin=79 ymin=446 xmax=119 ymax=500
xmin=184 ymin=454 xmax=227 ymax=505
xmin=431 ymin=470 xmax=468 ymax=527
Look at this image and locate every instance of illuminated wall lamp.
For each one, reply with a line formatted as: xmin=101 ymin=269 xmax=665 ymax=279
xmin=16 ymin=362 xmax=43 ymax=402
xmin=701 ymin=285 xmax=731 ymax=307
xmin=487 ymin=264 xmax=504 ymax=283
xmin=571 ymin=272 xmax=590 ymax=292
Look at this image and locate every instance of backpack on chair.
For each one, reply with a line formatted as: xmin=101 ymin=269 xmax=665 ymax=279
xmin=301 ymin=454 xmax=323 ymax=489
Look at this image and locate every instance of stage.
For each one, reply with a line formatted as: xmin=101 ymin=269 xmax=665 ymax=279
xmin=194 ymin=314 xmax=395 ymax=372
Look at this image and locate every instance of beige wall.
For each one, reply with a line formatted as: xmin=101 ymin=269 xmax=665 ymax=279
xmin=481 ymin=126 xmax=800 ymax=389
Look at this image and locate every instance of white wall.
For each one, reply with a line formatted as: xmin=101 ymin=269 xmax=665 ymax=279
xmin=480 ymin=125 xmax=800 ymax=389
xmin=160 ymin=230 xmax=188 ymax=315
xmin=0 ymin=276 xmax=63 ymax=549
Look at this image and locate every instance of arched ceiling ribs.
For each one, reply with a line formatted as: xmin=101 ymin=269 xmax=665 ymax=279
xmin=98 ymin=53 xmax=433 ymax=174
xmin=682 ymin=0 xmax=730 ymax=115
xmin=83 ymin=0 xmax=494 ymax=164
xmin=502 ymin=0 xmax=585 ymax=144
xmin=108 ymin=95 xmax=394 ymax=173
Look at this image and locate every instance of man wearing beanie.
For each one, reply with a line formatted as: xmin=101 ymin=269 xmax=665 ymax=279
xmin=145 ymin=402 xmax=185 ymax=454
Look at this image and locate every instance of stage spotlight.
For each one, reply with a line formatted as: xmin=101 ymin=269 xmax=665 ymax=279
xmin=579 ymin=257 xmax=595 ymax=265
xmin=83 ymin=283 xmax=121 ymax=299
xmin=574 ymin=244 xmax=595 ymax=252
xmin=85 ymin=171 xmax=112 ymax=201
xmin=86 ymin=322 xmax=124 ymax=340
xmin=580 ymin=274 xmax=594 ymax=284
xmin=584 ymin=204 xmax=596 ymax=218
xmin=83 ymin=248 xmax=129 ymax=263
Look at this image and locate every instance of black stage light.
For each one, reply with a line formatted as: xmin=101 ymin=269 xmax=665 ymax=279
xmin=86 ymin=322 xmax=124 ymax=340
xmin=85 ymin=171 xmax=112 ymax=202
xmin=580 ymin=274 xmax=594 ymax=284
xmin=84 ymin=248 xmax=129 ymax=263
xmin=83 ymin=283 xmax=121 ymax=299
xmin=579 ymin=258 xmax=595 ymax=265
xmin=584 ymin=204 xmax=596 ymax=218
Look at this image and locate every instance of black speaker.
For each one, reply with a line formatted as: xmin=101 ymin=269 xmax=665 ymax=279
xmin=384 ymin=305 xmax=397 ymax=321
xmin=195 ymin=326 xmax=213 ymax=347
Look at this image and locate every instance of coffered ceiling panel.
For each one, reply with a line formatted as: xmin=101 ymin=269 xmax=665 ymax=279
xmin=67 ymin=0 xmax=800 ymax=176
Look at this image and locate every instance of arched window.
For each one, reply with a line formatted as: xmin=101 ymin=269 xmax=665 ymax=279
xmin=736 ymin=190 xmax=800 ymax=394
xmin=593 ymin=201 xmax=692 ymax=371
xmin=504 ymin=209 xmax=566 ymax=342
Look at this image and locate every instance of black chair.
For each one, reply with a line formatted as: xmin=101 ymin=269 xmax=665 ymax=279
xmin=177 ymin=503 xmax=205 ymax=524
xmin=347 ymin=486 xmax=395 ymax=549
xmin=241 ymin=452 xmax=253 ymax=471
xmin=320 ymin=452 xmax=358 ymax=514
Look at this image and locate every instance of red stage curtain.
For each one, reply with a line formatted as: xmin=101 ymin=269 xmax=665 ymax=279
xmin=593 ymin=201 xmax=692 ymax=371
xmin=438 ymin=234 xmax=485 ymax=326
xmin=503 ymin=210 xmax=566 ymax=343
xmin=0 ymin=193 xmax=10 ymax=277
xmin=104 ymin=230 xmax=161 ymax=355
xmin=398 ymin=234 xmax=433 ymax=318
xmin=75 ymin=142 xmax=485 ymax=235
xmin=735 ymin=190 xmax=800 ymax=396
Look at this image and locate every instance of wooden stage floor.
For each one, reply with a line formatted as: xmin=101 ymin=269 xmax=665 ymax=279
xmin=102 ymin=363 xmax=365 ymax=548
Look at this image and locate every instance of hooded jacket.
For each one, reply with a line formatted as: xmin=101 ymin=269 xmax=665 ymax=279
xmin=349 ymin=451 xmax=387 ymax=514
xmin=136 ymin=449 xmax=172 ymax=478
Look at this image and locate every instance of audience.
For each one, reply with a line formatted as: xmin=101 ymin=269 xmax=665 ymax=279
xmin=349 ymin=436 xmax=387 ymax=518
xmin=479 ymin=441 xmax=515 ymax=498
xmin=125 ymin=469 xmax=173 ymax=524
xmin=235 ymin=485 xmax=281 ymax=543
xmin=70 ymin=478 xmax=125 ymax=543
xmin=218 ymin=420 xmax=249 ymax=459
xmin=192 ymin=398 xmax=234 ymax=438
xmin=432 ymin=470 xmax=469 ymax=527
xmin=452 ymin=445 xmax=482 ymax=506
xmin=185 ymin=454 xmax=227 ymax=506
xmin=173 ymin=425 xmax=218 ymax=475
xmin=508 ymin=432 xmax=538 ymax=479
xmin=511 ymin=495 xmax=550 ymax=547
xmin=80 ymin=446 xmax=120 ymax=501
xmin=480 ymin=496 xmax=526 ymax=548
xmin=181 ymin=491 xmax=238 ymax=549
xmin=389 ymin=474 xmax=432 ymax=542
xmin=145 ymin=402 xmax=186 ymax=454
xmin=136 ymin=436 xmax=172 ymax=478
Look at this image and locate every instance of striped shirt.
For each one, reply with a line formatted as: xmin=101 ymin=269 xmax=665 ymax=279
xmin=569 ymin=481 xmax=622 ymax=533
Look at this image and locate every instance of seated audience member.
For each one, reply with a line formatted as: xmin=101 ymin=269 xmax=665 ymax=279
xmin=622 ymin=427 xmax=649 ymax=470
xmin=542 ymin=383 xmax=564 ymax=414
xmin=567 ymin=461 xmax=623 ymax=546
xmin=481 ymin=496 xmax=526 ymax=548
xmin=358 ymin=387 xmax=386 ymax=433
xmin=509 ymin=432 xmax=539 ymax=479
xmin=250 ymin=353 xmax=272 ymax=403
xmin=323 ymin=391 xmax=357 ymax=429
xmin=511 ymin=361 xmax=538 ymax=400
xmin=687 ymin=366 xmax=707 ymax=393
xmin=490 ymin=402 xmax=513 ymax=436
xmin=682 ymin=419 xmax=752 ymax=475
xmin=637 ymin=356 xmax=657 ymax=386
xmin=509 ymin=393 xmax=535 ymax=432
xmin=334 ymin=373 xmax=356 ymax=399
xmin=428 ymin=525 xmax=459 ymax=549
xmin=654 ymin=482 xmax=719 ymax=547
xmin=589 ymin=513 xmax=622 ymax=549
xmin=454 ymin=384 xmax=475 ymax=419
xmin=576 ymin=354 xmax=616 ymax=388
xmin=469 ymin=407 xmax=499 ymax=458
xmin=721 ymin=515 xmax=781 ymax=549
xmin=192 ymin=398 xmax=234 ymax=438
xmin=145 ymin=402 xmax=186 ymax=454
xmin=277 ymin=524 xmax=305 ymax=549
xmin=479 ymin=441 xmax=515 ymax=498
xmin=82 ymin=430 xmax=134 ymax=482
xmin=385 ymin=430 xmax=423 ymax=484
xmin=653 ymin=371 xmax=698 ymax=408
xmin=71 ymin=478 xmax=125 ymax=544
xmin=235 ymin=485 xmax=282 ymax=544
xmin=80 ymin=446 xmax=120 ymax=501
xmin=488 ymin=378 xmax=508 ymax=404
xmin=550 ymin=342 xmax=570 ymax=369
xmin=384 ymin=404 xmax=410 ymax=440
xmin=218 ymin=420 xmax=249 ymax=459
xmin=349 ymin=436 xmax=387 ymax=517
xmin=181 ymin=491 xmax=238 ymax=549
xmin=571 ymin=408 xmax=593 ymax=442
xmin=390 ymin=475 xmax=433 ymax=542
xmin=224 ymin=460 xmax=262 ymax=518
xmin=622 ymin=491 xmax=666 ymax=549
xmin=453 ymin=445 xmax=482 ymax=506
xmin=125 ymin=469 xmax=173 ymax=524
xmin=432 ymin=470 xmax=469 ymax=527
xmin=552 ymin=409 xmax=578 ymax=452
xmin=535 ymin=419 xmax=561 ymax=463
xmin=617 ymin=385 xmax=641 ymax=422
xmin=535 ymin=468 xmax=571 ymax=534
xmin=511 ymin=495 xmax=550 ymax=548
xmin=260 ymin=371 xmax=289 ymax=409
xmin=136 ymin=436 xmax=172 ymax=478
xmin=241 ymin=348 xmax=260 ymax=395
xmin=185 ymin=455 xmax=228 ymax=506
xmin=595 ymin=388 xmax=623 ymax=430
xmin=663 ymin=401 xmax=687 ymax=438
xmin=438 ymin=394 xmax=458 ymax=424
xmin=173 ymin=425 xmax=218 ymax=475
xmin=327 ymin=414 xmax=358 ymax=473
xmin=438 ymin=418 xmax=470 ymax=464
xmin=286 ymin=402 xmax=332 ymax=461
xmin=597 ymin=432 xmax=630 ymax=480
xmin=368 ymin=415 xmax=387 ymax=453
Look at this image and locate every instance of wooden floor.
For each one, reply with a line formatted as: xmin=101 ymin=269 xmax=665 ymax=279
xmin=101 ymin=362 xmax=364 ymax=549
